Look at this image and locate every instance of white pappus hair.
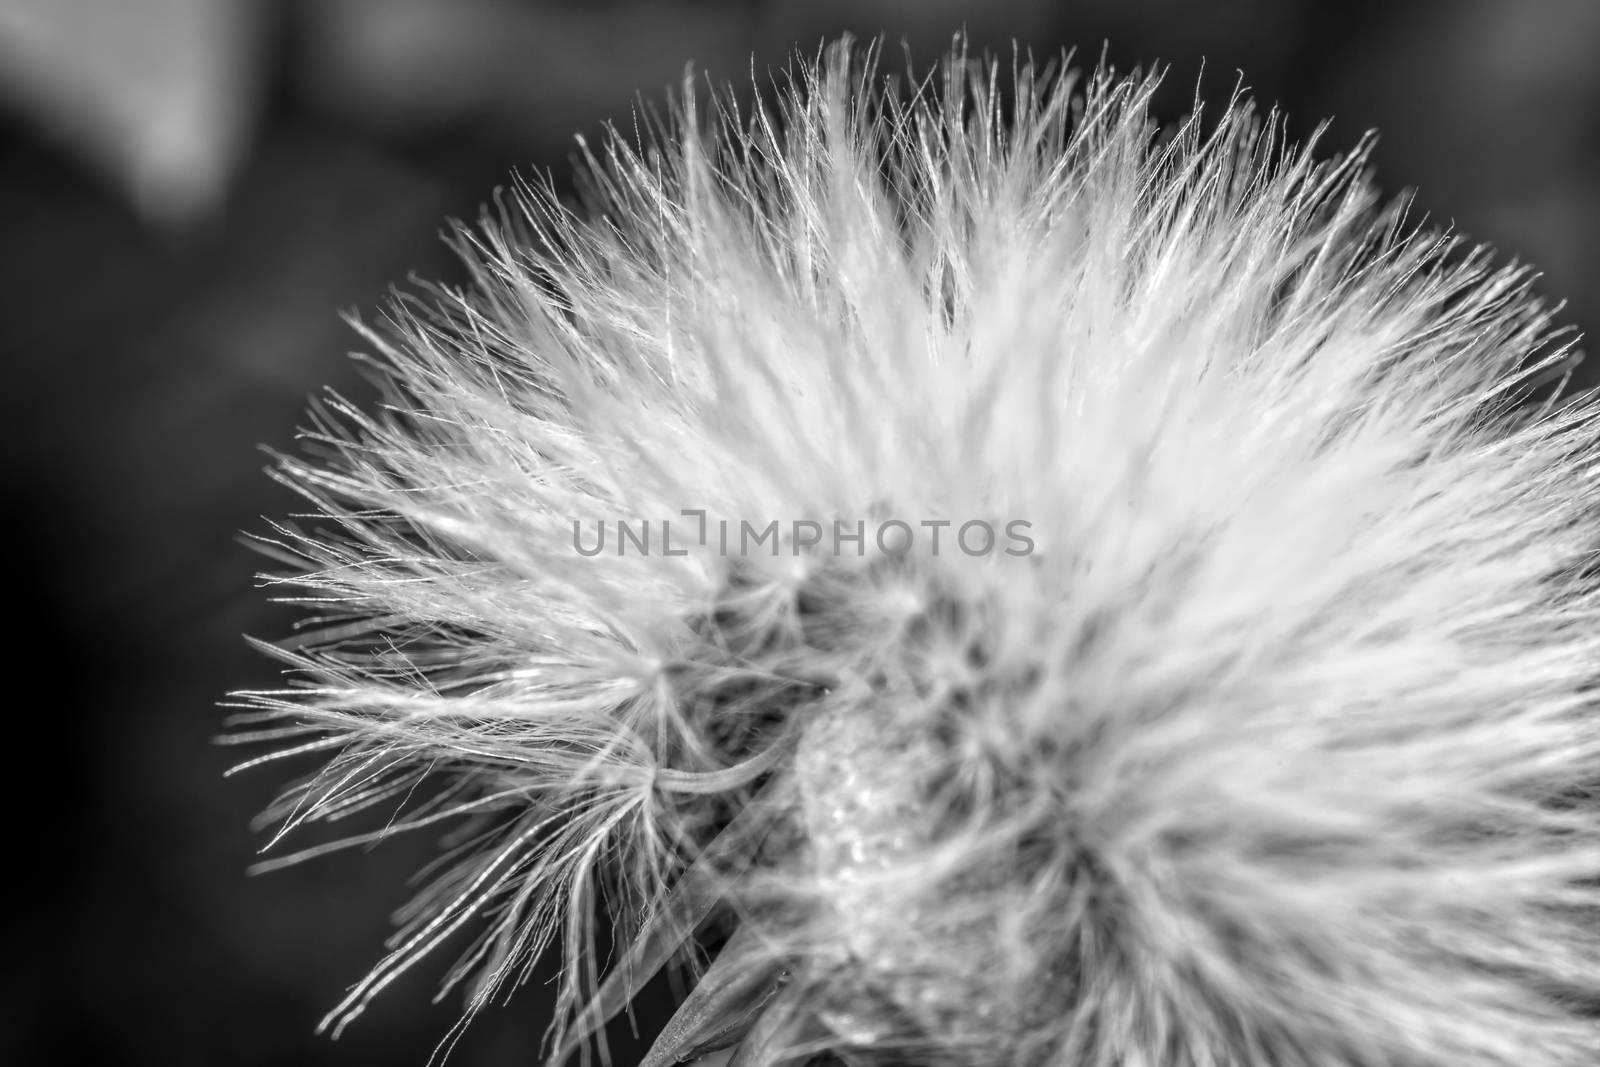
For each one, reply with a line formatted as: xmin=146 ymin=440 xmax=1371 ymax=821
xmin=229 ymin=36 xmax=1600 ymax=1067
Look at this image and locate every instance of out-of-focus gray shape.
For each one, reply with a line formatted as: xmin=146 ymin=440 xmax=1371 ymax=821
xmin=296 ymin=0 xmax=1056 ymax=148
xmin=0 ymin=0 xmax=264 ymax=223
xmin=298 ymin=0 xmax=763 ymax=142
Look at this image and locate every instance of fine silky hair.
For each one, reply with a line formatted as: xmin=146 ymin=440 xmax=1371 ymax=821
xmin=231 ymin=38 xmax=1600 ymax=1067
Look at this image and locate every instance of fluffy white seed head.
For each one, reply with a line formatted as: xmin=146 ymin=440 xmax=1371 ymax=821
xmin=232 ymin=37 xmax=1600 ymax=1067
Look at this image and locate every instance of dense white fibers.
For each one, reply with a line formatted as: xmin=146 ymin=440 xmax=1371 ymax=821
xmin=231 ymin=37 xmax=1600 ymax=1067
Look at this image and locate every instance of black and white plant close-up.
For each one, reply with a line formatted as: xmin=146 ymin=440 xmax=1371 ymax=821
xmin=11 ymin=4 xmax=1600 ymax=1067
xmin=230 ymin=34 xmax=1600 ymax=1067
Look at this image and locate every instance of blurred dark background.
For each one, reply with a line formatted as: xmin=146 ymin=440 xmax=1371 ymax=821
xmin=4 ymin=1 xmax=1599 ymax=1065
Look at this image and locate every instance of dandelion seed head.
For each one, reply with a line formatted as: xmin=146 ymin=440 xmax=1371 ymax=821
xmin=233 ymin=35 xmax=1600 ymax=1067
